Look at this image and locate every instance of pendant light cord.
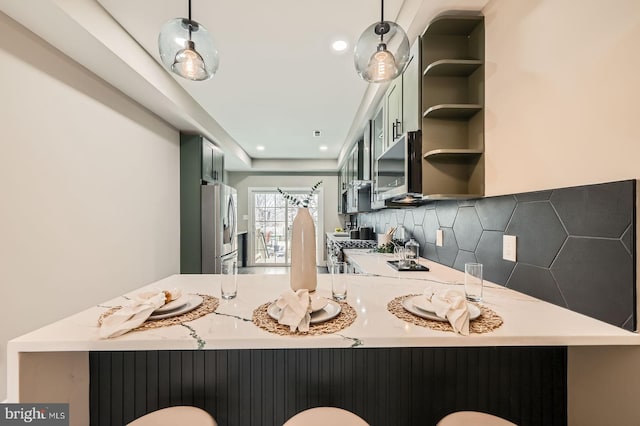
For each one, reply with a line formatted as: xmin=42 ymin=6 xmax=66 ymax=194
xmin=379 ymin=0 xmax=384 ymax=42
xmin=188 ymin=0 xmax=192 ymax=40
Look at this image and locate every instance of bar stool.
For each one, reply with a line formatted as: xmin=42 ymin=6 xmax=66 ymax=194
xmin=437 ymin=411 xmax=517 ymax=426
xmin=283 ymin=407 xmax=368 ymax=426
xmin=126 ymin=406 xmax=217 ymax=426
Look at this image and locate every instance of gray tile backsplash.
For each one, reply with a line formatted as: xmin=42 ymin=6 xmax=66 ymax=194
xmin=358 ymin=180 xmax=636 ymax=331
xmin=453 ymin=207 xmax=483 ymax=251
xmin=505 ymin=202 xmax=568 ymax=268
xmin=476 ymin=195 xmax=517 ymax=231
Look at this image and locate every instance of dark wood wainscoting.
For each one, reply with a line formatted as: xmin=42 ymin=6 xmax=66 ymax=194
xmin=90 ymin=346 xmax=566 ymax=426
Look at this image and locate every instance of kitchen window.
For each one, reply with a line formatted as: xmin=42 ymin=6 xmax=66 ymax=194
xmin=248 ymin=187 xmax=323 ymax=266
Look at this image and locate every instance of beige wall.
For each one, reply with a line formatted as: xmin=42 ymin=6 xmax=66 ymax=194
xmin=0 ymin=14 xmax=180 ymax=399
xmin=227 ymin=173 xmax=340 ymax=263
xmin=483 ymin=0 xmax=640 ymax=195
xmin=482 ymin=0 xmax=640 ymax=424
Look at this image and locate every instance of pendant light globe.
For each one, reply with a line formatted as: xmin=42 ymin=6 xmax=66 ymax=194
xmin=158 ymin=17 xmax=219 ymax=81
xmin=172 ymin=39 xmax=208 ymax=80
xmin=366 ymin=43 xmax=398 ymax=83
xmin=354 ymin=20 xmax=409 ymax=83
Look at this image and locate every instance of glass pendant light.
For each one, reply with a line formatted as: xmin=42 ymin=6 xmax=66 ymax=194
xmin=354 ymin=0 xmax=409 ymax=83
xmin=158 ymin=0 xmax=218 ymax=81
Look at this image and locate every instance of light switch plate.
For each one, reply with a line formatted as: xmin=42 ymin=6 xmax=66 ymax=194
xmin=436 ymin=229 xmax=444 ymax=247
xmin=503 ymin=235 xmax=517 ymax=262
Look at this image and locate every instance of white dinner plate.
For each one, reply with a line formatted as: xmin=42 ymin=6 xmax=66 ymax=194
xmin=310 ymin=296 xmax=330 ymax=313
xmin=267 ymin=300 xmax=342 ymax=324
xmin=402 ymin=295 xmax=481 ymax=322
xmin=153 ymin=294 xmax=187 ymax=314
xmin=148 ymin=294 xmax=203 ymax=320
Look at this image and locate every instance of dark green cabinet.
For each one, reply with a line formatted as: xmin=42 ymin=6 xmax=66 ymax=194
xmin=339 ymin=135 xmax=372 ymax=214
xmin=371 ymin=104 xmax=385 ymax=209
xmin=402 ymin=39 xmax=421 ymax=134
xmin=385 ymin=77 xmax=403 ymax=147
xmin=180 ymin=133 xmax=224 ymax=273
xmin=201 ymin=138 xmax=224 ymax=183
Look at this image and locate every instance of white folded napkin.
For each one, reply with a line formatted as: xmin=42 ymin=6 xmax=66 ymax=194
xmin=99 ymin=288 xmax=181 ymax=339
xmin=275 ymin=289 xmax=311 ymax=332
xmin=426 ymin=288 xmax=470 ymax=336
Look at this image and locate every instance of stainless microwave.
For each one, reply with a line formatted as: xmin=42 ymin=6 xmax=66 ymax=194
xmin=375 ymin=131 xmax=422 ymax=202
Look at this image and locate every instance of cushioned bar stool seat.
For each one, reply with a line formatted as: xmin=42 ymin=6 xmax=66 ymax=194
xmin=126 ymin=406 xmax=217 ymax=426
xmin=283 ymin=407 xmax=369 ymax=426
xmin=437 ymin=411 xmax=517 ymax=426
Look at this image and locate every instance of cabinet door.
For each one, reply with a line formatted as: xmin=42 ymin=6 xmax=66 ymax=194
xmin=337 ymin=166 xmax=345 ymax=213
xmin=212 ymin=147 xmax=224 ymax=182
xmin=372 ymin=106 xmax=384 ymax=160
xmin=402 ymin=39 xmax=420 ymax=133
xmin=361 ymin=125 xmax=372 ymax=181
xmin=385 ymin=78 xmax=403 ymax=148
xmin=371 ymin=105 xmax=384 ymax=201
xmin=351 ymin=145 xmax=359 ymax=181
xmin=202 ymin=139 xmax=224 ymax=183
xmin=201 ymin=140 xmax=215 ymax=183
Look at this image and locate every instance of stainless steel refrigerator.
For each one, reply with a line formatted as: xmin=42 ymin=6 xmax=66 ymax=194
xmin=201 ymin=183 xmax=238 ymax=273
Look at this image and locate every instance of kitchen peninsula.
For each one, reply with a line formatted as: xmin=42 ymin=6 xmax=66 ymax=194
xmin=8 ymin=260 xmax=640 ymax=426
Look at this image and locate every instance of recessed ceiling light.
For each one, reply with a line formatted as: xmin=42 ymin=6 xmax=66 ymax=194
xmin=319 ymin=145 xmax=328 ymax=151
xmin=331 ymin=40 xmax=348 ymax=52
xmin=256 ymin=145 xmax=265 ymax=151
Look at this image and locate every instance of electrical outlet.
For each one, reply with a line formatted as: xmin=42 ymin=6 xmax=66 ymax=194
xmin=436 ymin=229 xmax=444 ymax=247
xmin=503 ymin=235 xmax=517 ymax=262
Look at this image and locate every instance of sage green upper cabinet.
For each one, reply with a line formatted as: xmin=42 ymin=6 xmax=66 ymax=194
xmin=181 ymin=133 xmax=224 ymax=185
xmin=372 ymin=104 xmax=384 ymax=161
xmin=371 ymin=104 xmax=385 ymax=209
xmin=385 ymin=77 xmax=403 ymax=149
xmin=337 ymin=164 xmax=346 ymax=213
xmin=402 ymin=39 xmax=421 ymax=134
xmin=180 ymin=133 xmax=225 ymax=272
xmin=201 ymin=138 xmax=224 ymax=183
xmin=349 ymin=144 xmax=358 ymax=184
xmin=338 ymin=135 xmax=372 ymax=214
xmin=384 ymin=38 xmax=421 ymax=149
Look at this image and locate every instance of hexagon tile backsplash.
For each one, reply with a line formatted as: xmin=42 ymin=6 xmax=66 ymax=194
xmin=358 ymin=180 xmax=636 ymax=331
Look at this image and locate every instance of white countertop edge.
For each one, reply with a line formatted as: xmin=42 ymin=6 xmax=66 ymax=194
xmin=9 ymin=330 xmax=640 ymax=353
xmin=8 ymin=268 xmax=640 ymax=354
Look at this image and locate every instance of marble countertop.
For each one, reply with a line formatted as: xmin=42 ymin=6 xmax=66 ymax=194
xmin=9 ymin=261 xmax=640 ymax=354
xmin=326 ymin=232 xmax=375 ymax=243
xmin=326 ymin=232 xmax=350 ymax=241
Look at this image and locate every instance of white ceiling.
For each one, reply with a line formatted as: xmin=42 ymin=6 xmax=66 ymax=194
xmin=0 ymin=0 xmax=490 ymax=171
xmin=98 ymin=0 xmax=404 ymax=162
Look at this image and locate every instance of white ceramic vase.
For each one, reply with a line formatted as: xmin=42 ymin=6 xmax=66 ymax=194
xmin=290 ymin=207 xmax=317 ymax=292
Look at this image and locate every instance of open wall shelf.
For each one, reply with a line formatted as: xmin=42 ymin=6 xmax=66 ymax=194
xmin=425 ymin=15 xmax=485 ymax=35
xmin=423 ymin=148 xmax=483 ymax=159
xmin=423 ymin=59 xmax=483 ymax=77
xmin=420 ymin=13 xmax=484 ymax=199
xmin=423 ymin=104 xmax=482 ymax=119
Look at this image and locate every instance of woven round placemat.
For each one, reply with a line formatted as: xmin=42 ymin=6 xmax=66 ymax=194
xmin=388 ymin=294 xmax=503 ymax=334
xmin=252 ymin=301 xmax=357 ymax=336
xmin=98 ymin=294 xmax=219 ymax=332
